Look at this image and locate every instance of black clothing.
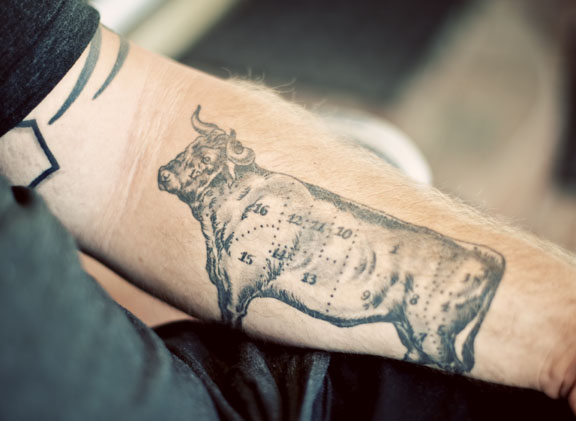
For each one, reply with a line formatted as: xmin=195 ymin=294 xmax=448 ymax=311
xmin=0 ymin=0 xmax=99 ymax=137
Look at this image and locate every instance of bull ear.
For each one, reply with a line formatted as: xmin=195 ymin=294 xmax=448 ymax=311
xmin=223 ymin=161 xmax=237 ymax=186
xmin=226 ymin=130 xmax=255 ymax=166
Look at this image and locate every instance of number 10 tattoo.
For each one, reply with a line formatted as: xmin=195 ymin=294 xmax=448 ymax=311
xmin=158 ymin=106 xmax=505 ymax=373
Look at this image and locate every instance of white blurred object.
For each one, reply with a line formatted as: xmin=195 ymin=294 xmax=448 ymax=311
xmin=90 ymin=0 xmax=166 ymax=34
xmin=321 ymin=110 xmax=433 ymax=185
xmin=129 ymin=0 xmax=239 ymax=58
xmin=90 ymin=0 xmax=239 ymax=57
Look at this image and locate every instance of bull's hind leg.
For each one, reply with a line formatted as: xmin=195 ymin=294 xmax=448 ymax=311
xmin=417 ymin=329 xmax=465 ymax=373
xmin=401 ymin=311 xmax=465 ymax=371
xmin=457 ymin=265 xmax=504 ymax=371
xmin=394 ymin=320 xmax=429 ymax=364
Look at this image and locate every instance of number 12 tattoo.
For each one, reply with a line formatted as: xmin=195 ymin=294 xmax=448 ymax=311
xmin=158 ymin=106 xmax=505 ymax=373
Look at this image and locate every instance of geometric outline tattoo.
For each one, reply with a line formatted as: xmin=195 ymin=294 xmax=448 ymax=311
xmin=158 ymin=106 xmax=505 ymax=373
xmin=14 ymin=119 xmax=60 ymax=188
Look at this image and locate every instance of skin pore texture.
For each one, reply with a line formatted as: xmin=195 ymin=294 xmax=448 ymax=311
xmin=0 ymin=26 xmax=575 ymax=410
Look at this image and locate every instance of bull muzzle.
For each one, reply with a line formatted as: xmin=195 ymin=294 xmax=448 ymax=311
xmin=158 ymin=166 xmax=178 ymax=192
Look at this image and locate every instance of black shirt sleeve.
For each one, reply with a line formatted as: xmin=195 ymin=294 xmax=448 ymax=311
xmin=0 ymin=0 xmax=100 ymax=137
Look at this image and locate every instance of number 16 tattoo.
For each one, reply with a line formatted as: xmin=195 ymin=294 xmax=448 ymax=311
xmin=158 ymin=106 xmax=505 ymax=374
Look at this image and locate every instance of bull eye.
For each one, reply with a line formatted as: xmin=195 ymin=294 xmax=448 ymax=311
xmin=202 ymin=156 xmax=212 ymax=164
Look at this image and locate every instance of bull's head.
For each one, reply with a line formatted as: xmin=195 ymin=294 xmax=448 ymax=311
xmin=158 ymin=106 xmax=255 ymax=204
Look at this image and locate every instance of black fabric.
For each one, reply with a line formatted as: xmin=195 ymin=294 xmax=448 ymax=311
xmin=0 ymin=0 xmax=100 ymax=137
xmin=327 ymin=352 xmax=573 ymax=420
xmin=158 ymin=322 xmax=576 ymax=421
xmin=0 ymin=176 xmax=219 ymax=421
xmin=156 ymin=322 xmax=332 ymax=420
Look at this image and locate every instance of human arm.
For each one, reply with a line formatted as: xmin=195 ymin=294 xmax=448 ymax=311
xmin=1 ymin=26 xmax=575 ymax=408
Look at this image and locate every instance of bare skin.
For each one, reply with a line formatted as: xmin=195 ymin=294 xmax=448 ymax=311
xmin=0 ymin=26 xmax=575 ymax=410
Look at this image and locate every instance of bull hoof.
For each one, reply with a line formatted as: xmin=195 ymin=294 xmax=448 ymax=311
xmin=403 ymin=348 xmax=427 ymax=364
xmin=228 ymin=314 xmax=245 ymax=329
xmin=441 ymin=359 xmax=466 ymax=374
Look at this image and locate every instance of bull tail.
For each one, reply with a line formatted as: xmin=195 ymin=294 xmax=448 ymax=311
xmin=455 ymin=251 xmax=505 ymax=372
xmin=452 ymin=293 xmax=493 ymax=372
xmin=458 ymin=312 xmax=482 ymax=372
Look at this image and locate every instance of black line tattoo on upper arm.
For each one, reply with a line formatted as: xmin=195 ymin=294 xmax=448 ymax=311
xmin=92 ymin=37 xmax=130 ymax=100
xmin=157 ymin=106 xmax=505 ymax=374
xmin=49 ymin=27 xmax=102 ymax=125
xmin=48 ymin=28 xmax=130 ymax=124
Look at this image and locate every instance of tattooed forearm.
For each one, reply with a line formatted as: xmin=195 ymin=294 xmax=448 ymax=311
xmin=157 ymin=106 xmax=505 ymax=374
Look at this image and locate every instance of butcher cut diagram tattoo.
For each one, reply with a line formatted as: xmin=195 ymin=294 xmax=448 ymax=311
xmin=158 ymin=106 xmax=505 ymax=373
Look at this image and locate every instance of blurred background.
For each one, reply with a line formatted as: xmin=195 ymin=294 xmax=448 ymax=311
xmin=86 ymin=0 xmax=576 ymax=325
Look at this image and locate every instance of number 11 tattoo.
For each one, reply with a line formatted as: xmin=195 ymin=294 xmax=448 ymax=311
xmin=158 ymin=106 xmax=505 ymax=374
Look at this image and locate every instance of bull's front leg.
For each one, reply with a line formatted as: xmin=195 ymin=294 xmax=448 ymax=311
xmin=213 ymin=263 xmax=262 ymax=328
xmin=204 ymin=246 xmax=239 ymax=326
xmin=223 ymin=284 xmax=263 ymax=328
xmin=212 ymin=275 xmax=250 ymax=328
xmin=204 ymin=241 xmax=249 ymax=327
xmin=394 ymin=317 xmax=430 ymax=364
xmin=217 ymin=287 xmax=236 ymax=326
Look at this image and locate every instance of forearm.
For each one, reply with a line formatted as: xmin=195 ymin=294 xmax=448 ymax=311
xmin=1 ymin=27 xmax=575 ymax=404
xmin=149 ymin=97 xmax=576 ymax=393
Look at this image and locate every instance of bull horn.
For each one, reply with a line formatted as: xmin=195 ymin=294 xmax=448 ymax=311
xmin=226 ymin=130 xmax=255 ymax=166
xmin=191 ymin=105 xmax=223 ymax=136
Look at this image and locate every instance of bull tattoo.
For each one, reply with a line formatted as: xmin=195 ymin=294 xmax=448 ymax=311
xmin=158 ymin=106 xmax=505 ymax=373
